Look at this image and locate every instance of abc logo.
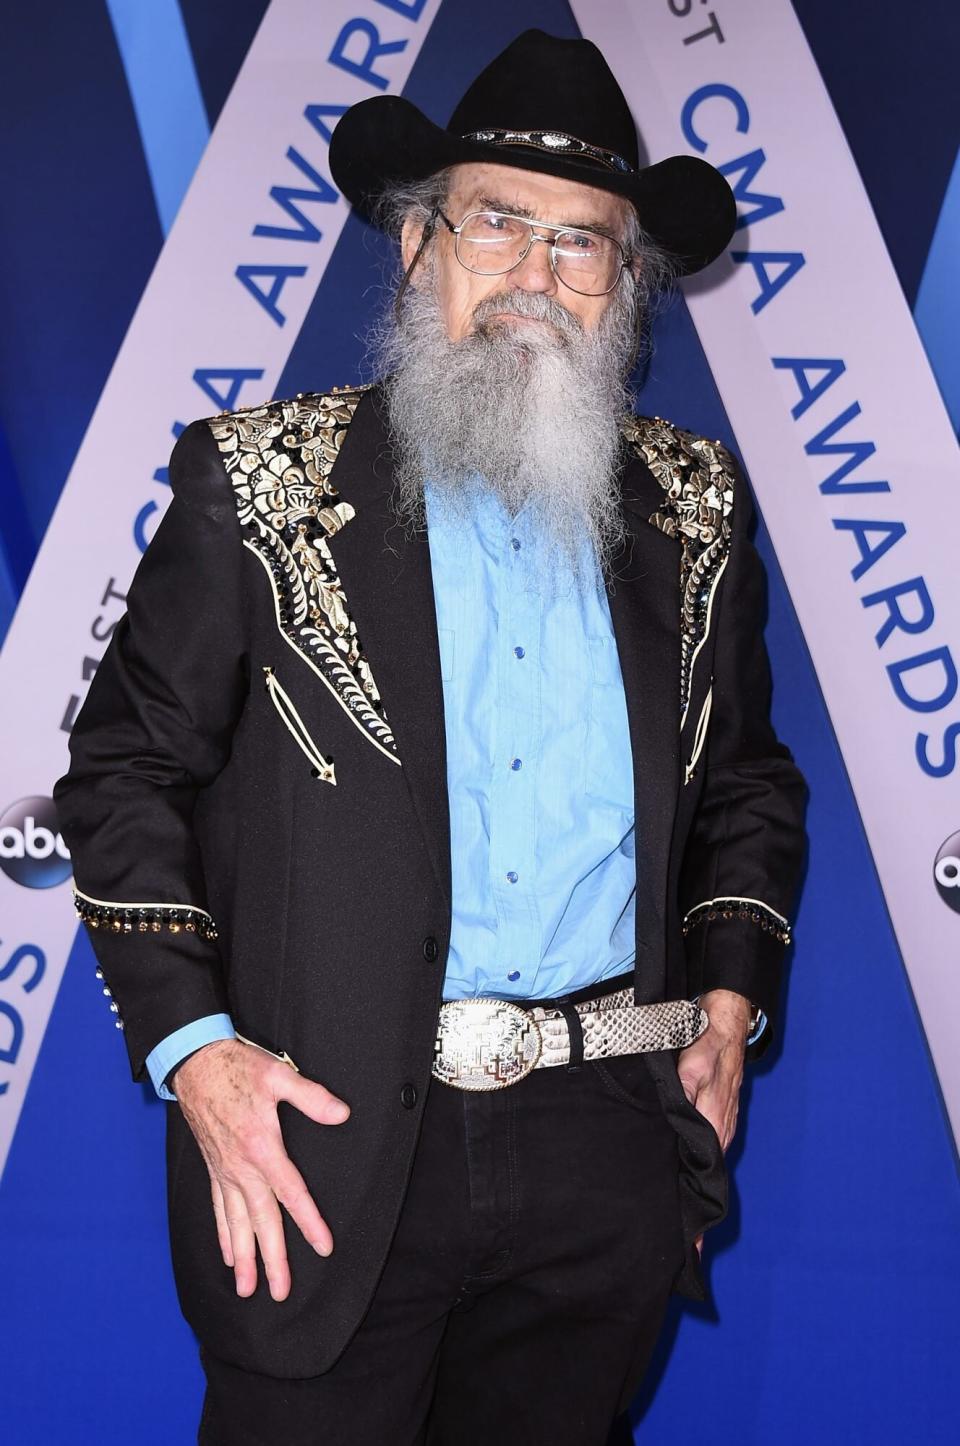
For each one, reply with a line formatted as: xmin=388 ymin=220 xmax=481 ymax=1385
xmin=933 ymin=831 xmax=960 ymax=915
xmin=0 ymin=796 xmax=72 ymax=889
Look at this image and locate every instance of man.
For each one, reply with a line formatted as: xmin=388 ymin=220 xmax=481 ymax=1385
xmin=55 ymin=29 xmax=806 ymax=1446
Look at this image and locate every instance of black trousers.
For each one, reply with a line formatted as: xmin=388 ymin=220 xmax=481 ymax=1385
xmin=199 ymin=1048 xmax=684 ymax=1446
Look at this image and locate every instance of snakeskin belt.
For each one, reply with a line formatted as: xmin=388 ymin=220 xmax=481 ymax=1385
xmin=432 ymin=988 xmax=708 ymax=1092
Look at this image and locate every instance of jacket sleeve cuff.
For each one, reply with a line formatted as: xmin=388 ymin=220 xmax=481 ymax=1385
xmin=145 ymin=1014 xmax=236 ymax=1100
xmin=683 ymin=896 xmax=793 ymax=1047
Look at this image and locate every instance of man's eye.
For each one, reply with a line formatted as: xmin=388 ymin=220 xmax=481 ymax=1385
xmin=561 ymin=232 xmax=599 ymax=253
xmin=481 ymin=213 xmax=508 ymax=231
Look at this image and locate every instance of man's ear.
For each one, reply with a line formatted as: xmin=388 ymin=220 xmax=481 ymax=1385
xmin=401 ymin=213 xmax=432 ymax=282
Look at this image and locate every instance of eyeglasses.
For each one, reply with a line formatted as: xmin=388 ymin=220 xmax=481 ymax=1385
xmin=433 ymin=207 xmax=631 ymax=297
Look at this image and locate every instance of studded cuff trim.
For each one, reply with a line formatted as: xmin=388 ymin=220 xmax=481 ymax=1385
xmin=682 ymin=896 xmax=792 ymax=947
xmin=73 ymin=889 xmax=219 ymax=942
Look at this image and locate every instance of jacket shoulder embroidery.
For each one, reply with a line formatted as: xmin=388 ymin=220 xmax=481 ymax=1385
xmin=208 ymin=388 xmax=399 ymax=765
xmin=620 ymin=415 xmax=736 ymax=727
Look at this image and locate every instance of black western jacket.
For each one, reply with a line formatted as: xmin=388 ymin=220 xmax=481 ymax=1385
xmin=55 ymin=382 xmax=807 ymax=1377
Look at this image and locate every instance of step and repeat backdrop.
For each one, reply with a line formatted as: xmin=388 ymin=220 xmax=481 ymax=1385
xmin=1 ymin=2 xmax=958 ymax=1442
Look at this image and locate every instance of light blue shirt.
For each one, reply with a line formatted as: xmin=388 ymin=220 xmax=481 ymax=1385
xmin=427 ymin=485 xmax=637 ymax=1002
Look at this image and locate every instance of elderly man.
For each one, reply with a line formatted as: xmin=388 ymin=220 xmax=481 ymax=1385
xmin=55 ymin=28 xmax=806 ymax=1446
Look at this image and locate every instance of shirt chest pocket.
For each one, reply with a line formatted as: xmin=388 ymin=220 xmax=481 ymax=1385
xmin=583 ymin=636 xmax=634 ymax=809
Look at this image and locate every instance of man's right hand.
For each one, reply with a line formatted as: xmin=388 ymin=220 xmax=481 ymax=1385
xmin=171 ymin=1038 xmax=350 ymax=1303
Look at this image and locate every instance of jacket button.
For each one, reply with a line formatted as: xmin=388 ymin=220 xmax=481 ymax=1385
xmin=400 ymin=1083 xmax=418 ymax=1109
xmin=422 ymin=935 xmax=439 ymax=963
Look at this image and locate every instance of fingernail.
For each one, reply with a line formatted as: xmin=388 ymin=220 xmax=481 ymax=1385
xmin=328 ymin=1102 xmax=350 ymax=1122
xmin=313 ymin=1241 xmax=332 ymax=1257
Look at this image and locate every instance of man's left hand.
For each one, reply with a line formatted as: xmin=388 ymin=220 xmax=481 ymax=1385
xmin=676 ymin=988 xmax=751 ymax=1153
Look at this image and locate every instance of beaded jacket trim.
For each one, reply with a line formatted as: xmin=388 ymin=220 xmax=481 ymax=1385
xmin=682 ymin=896 xmax=792 ymax=947
xmin=620 ymin=416 xmax=736 ymax=729
xmin=208 ymin=388 xmax=400 ymax=765
xmin=73 ymin=889 xmax=219 ymax=941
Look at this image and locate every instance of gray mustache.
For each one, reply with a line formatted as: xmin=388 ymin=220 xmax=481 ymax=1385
xmin=471 ymin=288 xmax=584 ymax=337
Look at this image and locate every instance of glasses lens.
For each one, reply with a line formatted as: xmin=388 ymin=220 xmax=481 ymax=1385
xmin=454 ymin=212 xmax=624 ymax=294
xmin=553 ymin=231 xmax=621 ymax=295
xmin=456 ymin=212 xmax=532 ymax=274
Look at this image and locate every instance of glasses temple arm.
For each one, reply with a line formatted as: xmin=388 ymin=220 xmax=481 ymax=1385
xmin=394 ymin=204 xmax=445 ymax=316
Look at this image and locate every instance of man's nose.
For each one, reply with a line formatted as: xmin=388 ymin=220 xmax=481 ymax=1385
xmin=510 ymin=233 xmax=558 ymax=293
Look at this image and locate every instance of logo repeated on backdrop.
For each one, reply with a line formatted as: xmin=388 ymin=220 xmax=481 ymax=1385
xmin=934 ymin=832 xmax=960 ymax=914
xmin=0 ymin=797 xmax=72 ymax=890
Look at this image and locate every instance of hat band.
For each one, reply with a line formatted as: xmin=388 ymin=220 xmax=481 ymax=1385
xmin=462 ymin=128 xmax=634 ymax=175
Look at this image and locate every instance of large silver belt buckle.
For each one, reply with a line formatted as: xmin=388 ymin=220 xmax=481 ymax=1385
xmin=433 ymin=999 xmax=543 ymax=1091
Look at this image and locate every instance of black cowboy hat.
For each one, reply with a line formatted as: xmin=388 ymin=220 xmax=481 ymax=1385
xmin=328 ymin=29 xmax=736 ymax=276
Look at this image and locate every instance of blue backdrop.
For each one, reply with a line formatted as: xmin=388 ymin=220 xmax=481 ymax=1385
xmin=1 ymin=3 xmax=958 ymax=1442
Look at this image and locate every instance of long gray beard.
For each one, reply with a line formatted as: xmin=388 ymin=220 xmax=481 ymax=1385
xmin=374 ymin=273 xmax=639 ymax=583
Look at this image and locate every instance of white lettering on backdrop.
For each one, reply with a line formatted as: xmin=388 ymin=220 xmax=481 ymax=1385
xmin=571 ymin=0 xmax=960 ymax=1142
xmin=0 ymin=0 xmax=442 ymax=1177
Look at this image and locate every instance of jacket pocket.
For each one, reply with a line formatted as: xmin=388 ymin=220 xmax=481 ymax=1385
xmin=263 ymin=666 xmax=336 ymax=784
xmin=684 ymin=681 xmax=713 ymax=786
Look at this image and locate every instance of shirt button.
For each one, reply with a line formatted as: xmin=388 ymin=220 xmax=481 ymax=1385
xmin=506 ymin=871 xmax=518 ymax=883
xmin=510 ymin=758 xmax=522 ymax=771
xmin=507 ymin=970 xmax=520 ymax=982
xmin=511 ymin=538 xmax=521 ymax=551
xmin=514 ymin=646 xmax=525 ymax=659
xmin=422 ymin=935 xmax=439 ymax=962
xmin=400 ymin=1083 xmax=418 ymax=1109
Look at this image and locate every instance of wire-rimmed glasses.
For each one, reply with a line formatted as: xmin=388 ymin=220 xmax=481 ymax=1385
xmin=434 ymin=206 xmax=631 ymax=297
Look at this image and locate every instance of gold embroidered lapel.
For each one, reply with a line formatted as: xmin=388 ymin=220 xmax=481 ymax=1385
xmin=209 ymin=388 xmax=400 ymax=764
xmin=620 ymin=416 xmax=736 ymax=728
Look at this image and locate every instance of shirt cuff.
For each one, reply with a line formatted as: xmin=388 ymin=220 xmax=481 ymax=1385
xmin=747 ymin=1008 xmax=768 ymax=1047
xmin=145 ymin=1013 xmax=236 ymax=1100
